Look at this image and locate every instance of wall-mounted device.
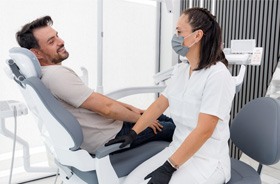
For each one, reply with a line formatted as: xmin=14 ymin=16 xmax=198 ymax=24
xmin=224 ymin=39 xmax=263 ymax=65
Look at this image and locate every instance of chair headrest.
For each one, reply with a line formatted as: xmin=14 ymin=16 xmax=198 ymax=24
xmin=8 ymin=47 xmax=42 ymax=79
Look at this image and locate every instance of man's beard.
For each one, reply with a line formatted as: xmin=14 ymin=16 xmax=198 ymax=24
xmin=51 ymin=52 xmax=69 ymax=64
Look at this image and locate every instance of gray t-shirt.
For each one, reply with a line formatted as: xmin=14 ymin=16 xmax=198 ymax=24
xmin=41 ymin=65 xmax=123 ymax=153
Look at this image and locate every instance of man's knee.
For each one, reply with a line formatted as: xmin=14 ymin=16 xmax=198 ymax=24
xmin=159 ymin=120 xmax=176 ymax=131
xmin=157 ymin=114 xmax=174 ymax=123
xmin=158 ymin=120 xmax=175 ymax=142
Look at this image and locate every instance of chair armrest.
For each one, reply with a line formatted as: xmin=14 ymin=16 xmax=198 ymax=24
xmin=105 ymin=85 xmax=166 ymax=100
xmin=79 ymin=66 xmax=88 ymax=85
xmin=104 ymin=67 xmax=175 ymax=100
xmin=95 ymin=143 xmax=130 ymax=159
xmin=233 ymin=65 xmax=246 ymax=93
xmin=153 ymin=66 xmax=174 ymax=84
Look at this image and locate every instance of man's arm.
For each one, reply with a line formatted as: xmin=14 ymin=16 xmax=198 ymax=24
xmin=117 ymin=101 xmax=144 ymax=115
xmin=80 ymin=92 xmax=141 ymax=122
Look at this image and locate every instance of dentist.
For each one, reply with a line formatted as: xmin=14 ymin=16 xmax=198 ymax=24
xmin=105 ymin=7 xmax=235 ymax=184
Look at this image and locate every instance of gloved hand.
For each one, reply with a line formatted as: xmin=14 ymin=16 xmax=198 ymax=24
xmin=144 ymin=161 xmax=176 ymax=184
xmin=105 ymin=130 xmax=137 ymax=148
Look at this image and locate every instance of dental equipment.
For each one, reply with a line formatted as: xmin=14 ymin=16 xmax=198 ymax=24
xmin=224 ymin=39 xmax=263 ymax=66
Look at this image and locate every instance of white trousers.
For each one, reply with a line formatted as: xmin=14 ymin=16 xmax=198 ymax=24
xmin=123 ymin=148 xmax=226 ymax=184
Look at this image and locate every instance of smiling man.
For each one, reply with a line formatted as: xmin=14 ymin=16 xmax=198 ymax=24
xmin=15 ymin=16 xmax=175 ymax=154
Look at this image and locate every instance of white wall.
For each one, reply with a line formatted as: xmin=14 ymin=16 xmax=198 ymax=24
xmin=159 ymin=0 xmax=181 ymax=71
xmin=0 ymin=0 xmax=97 ymax=100
xmin=102 ymin=0 xmax=158 ymax=107
xmin=0 ymin=0 xmax=166 ymax=182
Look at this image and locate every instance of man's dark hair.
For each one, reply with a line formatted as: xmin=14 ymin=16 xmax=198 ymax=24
xmin=16 ymin=16 xmax=53 ymax=49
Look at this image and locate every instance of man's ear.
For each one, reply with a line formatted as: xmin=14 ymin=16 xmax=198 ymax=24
xmin=30 ymin=48 xmax=42 ymax=60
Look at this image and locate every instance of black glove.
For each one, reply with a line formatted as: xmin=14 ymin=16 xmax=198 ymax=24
xmin=105 ymin=130 xmax=137 ymax=148
xmin=144 ymin=161 xmax=176 ymax=184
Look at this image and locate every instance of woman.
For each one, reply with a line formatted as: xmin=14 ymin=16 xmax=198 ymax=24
xmin=106 ymin=7 xmax=235 ymax=184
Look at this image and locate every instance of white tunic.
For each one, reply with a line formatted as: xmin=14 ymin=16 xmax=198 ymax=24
xmin=124 ymin=61 xmax=235 ymax=184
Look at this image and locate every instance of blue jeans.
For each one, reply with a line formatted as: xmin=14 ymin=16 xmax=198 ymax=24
xmin=116 ymin=114 xmax=175 ymax=148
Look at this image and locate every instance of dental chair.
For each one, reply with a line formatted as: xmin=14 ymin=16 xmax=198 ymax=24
xmin=5 ymin=47 xmax=247 ymax=184
xmin=6 ymin=47 xmax=170 ymax=184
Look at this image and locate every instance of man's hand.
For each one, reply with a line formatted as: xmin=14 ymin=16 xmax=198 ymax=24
xmin=105 ymin=130 xmax=137 ymax=148
xmin=144 ymin=161 xmax=176 ymax=184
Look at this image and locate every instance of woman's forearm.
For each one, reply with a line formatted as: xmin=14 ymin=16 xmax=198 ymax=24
xmin=133 ymin=95 xmax=169 ymax=134
xmin=169 ymin=113 xmax=218 ymax=168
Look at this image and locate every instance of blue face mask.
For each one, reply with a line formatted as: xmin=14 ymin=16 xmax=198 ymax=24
xmin=171 ymin=34 xmax=189 ymax=56
xmin=171 ymin=32 xmax=196 ymax=56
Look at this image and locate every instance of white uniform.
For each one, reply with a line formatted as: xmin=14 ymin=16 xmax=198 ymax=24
xmin=123 ymin=62 xmax=235 ymax=184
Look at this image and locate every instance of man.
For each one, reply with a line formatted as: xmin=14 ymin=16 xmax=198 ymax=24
xmin=16 ymin=15 xmax=175 ymax=154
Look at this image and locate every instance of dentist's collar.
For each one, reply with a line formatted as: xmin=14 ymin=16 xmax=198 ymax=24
xmin=179 ymin=55 xmax=189 ymax=63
